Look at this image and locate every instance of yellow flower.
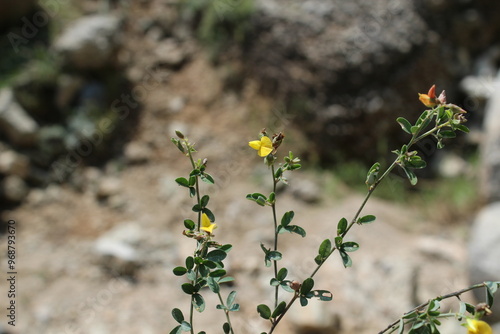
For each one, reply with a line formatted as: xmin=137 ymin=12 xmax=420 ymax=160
xmin=200 ymin=213 xmax=217 ymax=234
xmin=465 ymin=319 xmax=492 ymax=334
xmin=249 ymin=136 xmax=273 ymax=157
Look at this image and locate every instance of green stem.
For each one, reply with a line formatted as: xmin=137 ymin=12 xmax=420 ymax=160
xmin=271 ymin=164 xmax=279 ymax=309
xmin=379 ymin=282 xmax=495 ymax=334
xmin=267 ymin=108 xmax=453 ymax=333
xmin=216 ymin=292 xmax=235 ymax=334
xmin=269 ymin=294 xmax=299 ymax=334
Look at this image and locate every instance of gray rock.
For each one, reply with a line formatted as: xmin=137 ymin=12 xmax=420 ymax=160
xmin=243 ymin=0 xmax=500 ymax=163
xmin=0 ymin=175 xmax=29 ymax=202
xmin=54 ymin=14 xmax=122 ymax=70
xmin=97 ymin=177 xmax=122 ymax=199
xmin=480 ymin=75 xmax=500 ymax=203
xmin=94 ymin=223 xmax=142 ymax=277
xmin=154 ymin=38 xmax=188 ymax=67
xmin=0 ymin=88 xmax=38 ymax=147
xmin=468 ymin=202 xmax=500 ymax=322
xmin=124 ymin=142 xmax=152 ymax=164
xmin=290 ymin=177 xmax=321 ymax=203
xmin=0 ymin=150 xmax=30 ymax=178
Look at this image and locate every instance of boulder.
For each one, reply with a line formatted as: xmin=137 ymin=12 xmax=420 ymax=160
xmin=54 ymin=14 xmax=122 ymax=70
xmin=0 ymin=88 xmax=38 ymax=147
xmin=243 ymin=0 xmax=500 ymax=163
xmin=468 ymin=202 xmax=500 ymax=322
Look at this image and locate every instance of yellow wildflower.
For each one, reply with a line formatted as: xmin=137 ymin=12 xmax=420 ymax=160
xmin=200 ymin=213 xmax=217 ymax=234
xmin=465 ymin=319 xmax=492 ymax=334
xmin=249 ymin=136 xmax=273 ymax=157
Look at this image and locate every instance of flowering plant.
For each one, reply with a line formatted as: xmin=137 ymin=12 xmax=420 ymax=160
xmin=169 ymin=86 xmax=499 ymax=334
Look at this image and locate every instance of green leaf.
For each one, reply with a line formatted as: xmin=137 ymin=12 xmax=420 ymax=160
xmin=200 ymin=195 xmax=210 ymax=207
xmin=181 ymin=283 xmax=195 ymax=295
xmin=173 ymin=266 xmax=187 ymax=276
xmin=198 ymin=264 xmax=209 ymax=277
xmin=366 ymin=162 xmax=381 ymax=187
xmin=456 ymin=124 xmax=470 ymax=133
xmin=202 ymin=208 xmax=215 ymax=222
xmin=189 ymin=187 xmax=196 ymax=197
xmin=319 ymin=239 xmax=332 ymax=258
xmin=272 ymin=301 xmax=287 ymax=318
xmin=300 ymin=278 xmax=314 ymax=295
xmin=246 ymin=193 xmax=268 ymax=206
xmin=270 ymin=278 xmax=280 ymax=286
xmin=396 ymin=117 xmax=412 ymax=134
xmin=337 ymin=218 xmax=348 ymax=235
xmin=169 ymin=325 xmax=182 ymax=334
xmin=342 ymin=241 xmax=359 ymax=252
xmin=190 ymin=169 xmax=201 ymax=177
xmin=218 ymin=277 xmax=235 ymax=284
xmin=186 ymin=256 xmax=194 ymax=270
xmin=277 ymin=268 xmax=288 ymax=281
xmin=340 ymin=251 xmax=352 ymax=268
xmin=175 ymin=177 xmax=189 ymax=187
xmin=184 ymin=219 xmax=195 ymax=230
xmin=200 ymin=173 xmax=215 ymax=184
xmin=172 ymin=308 xmax=184 ymax=323
xmin=229 ymin=303 xmax=240 ymax=312
xmin=281 ymin=211 xmax=295 ymax=227
xmin=206 ymin=250 xmax=227 ymax=262
xmin=313 ymin=290 xmax=333 ymax=301
xmin=268 ymin=251 xmax=282 ymax=261
xmin=227 ymin=291 xmax=237 ymax=307
xmin=334 ymin=236 xmax=343 ymax=249
xmin=268 ymin=192 xmax=276 ymax=204
xmin=209 ymin=269 xmax=226 ymax=277
xmin=397 ymin=318 xmax=404 ymax=334
xmin=286 ymin=225 xmax=306 ymax=237
xmin=402 ymin=166 xmax=418 ymax=186
xmin=183 ymin=324 xmax=193 ymax=333
xmin=192 ymin=204 xmax=202 ymax=212
xmin=300 ymin=296 xmax=308 ymax=306
xmin=407 ymin=157 xmax=427 ymax=169
xmin=257 ymin=304 xmax=271 ymax=320
xmin=207 ymin=276 xmax=220 ymax=293
xmin=486 ymin=281 xmax=497 ymax=307
xmin=358 ymin=215 xmax=376 ymax=224
xmin=439 ymin=130 xmax=456 ymax=138
xmin=410 ymin=125 xmax=419 ymax=135
xmin=189 ymin=176 xmax=196 ymax=186
xmin=192 ymin=293 xmax=205 ymax=312
xmin=223 ymin=323 xmax=231 ymax=334
xmin=219 ymin=244 xmax=233 ymax=252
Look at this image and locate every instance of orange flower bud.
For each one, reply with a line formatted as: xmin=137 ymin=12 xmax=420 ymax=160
xmin=418 ymin=84 xmax=438 ymax=108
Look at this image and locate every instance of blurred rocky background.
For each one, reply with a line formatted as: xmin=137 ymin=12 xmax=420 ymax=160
xmin=0 ymin=0 xmax=500 ymax=333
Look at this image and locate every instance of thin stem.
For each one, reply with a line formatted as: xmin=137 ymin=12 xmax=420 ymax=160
xmin=269 ymin=294 xmax=299 ymax=334
xmin=266 ymin=109 xmax=454 ymax=334
xmin=271 ymin=164 xmax=279 ymax=309
xmin=185 ymin=142 xmax=202 ymax=232
xmin=379 ymin=282 xmax=493 ymax=334
xmin=216 ymin=291 xmax=235 ymax=334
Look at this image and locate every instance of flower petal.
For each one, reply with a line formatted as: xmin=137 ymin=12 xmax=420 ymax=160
xmin=249 ymin=140 xmax=262 ymax=150
xmin=258 ymin=136 xmax=273 ymax=157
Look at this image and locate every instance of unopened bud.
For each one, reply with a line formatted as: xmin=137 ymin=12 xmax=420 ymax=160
xmin=175 ymin=130 xmax=185 ymax=139
xmin=290 ymin=281 xmax=301 ymax=291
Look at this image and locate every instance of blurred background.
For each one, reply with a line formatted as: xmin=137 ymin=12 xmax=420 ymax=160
xmin=1 ymin=0 xmax=500 ymax=333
